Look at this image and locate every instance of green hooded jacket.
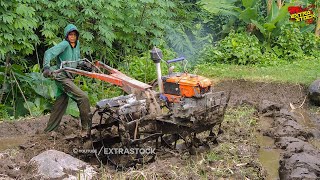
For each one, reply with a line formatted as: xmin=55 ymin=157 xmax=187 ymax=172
xmin=43 ymin=24 xmax=80 ymax=70
xmin=43 ymin=24 xmax=81 ymax=97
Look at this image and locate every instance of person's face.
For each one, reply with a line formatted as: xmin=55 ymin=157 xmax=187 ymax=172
xmin=68 ymin=31 xmax=77 ymax=43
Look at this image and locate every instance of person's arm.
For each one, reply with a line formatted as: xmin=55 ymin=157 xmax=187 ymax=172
xmin=43 ymin=41 xmax=69 ymax=68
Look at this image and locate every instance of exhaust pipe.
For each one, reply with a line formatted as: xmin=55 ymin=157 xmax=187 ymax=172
xmin=150 ymin=47 xmax=163 ymax=93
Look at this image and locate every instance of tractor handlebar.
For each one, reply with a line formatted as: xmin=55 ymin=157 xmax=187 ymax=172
xmin=166 ymin=57 xmax=185 ymax=64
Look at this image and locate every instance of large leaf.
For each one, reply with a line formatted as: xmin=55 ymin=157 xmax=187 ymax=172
xmin=239 ymin=8 xmax=258 ymax=23
xmin=199 ymin=0 xmax=239 ymax=16
xmin=267 ymin=1 xmax=279 ymax=22
xmin=242 ymin=0 xmax=257 ymax=8
xmin=264 ymin=23 xmax=277 ymax=31
xmin=17 ymin=72 xmax=57 ymax=100
xmin=66 ymin=99 xmax=79 ymax=117
xmin=271 ymin=3 xmax=292 ymax=24
xmin=23 ymin=97 xmax=50 ymax=117
xmin=251 ymin=20 xmax=266 ymax=34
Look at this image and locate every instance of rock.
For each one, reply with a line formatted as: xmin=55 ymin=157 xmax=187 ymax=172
xmin=29 ymin=150 xmax=96 ymax=180
xmin=308 ymin=79 xmax=320 ymax=106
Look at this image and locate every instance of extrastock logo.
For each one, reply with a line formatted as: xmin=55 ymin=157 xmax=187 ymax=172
xmin=288 ymin=4 xmax=316 ymax=24
xmin=73 ymin=147 xmax=156 ymax=155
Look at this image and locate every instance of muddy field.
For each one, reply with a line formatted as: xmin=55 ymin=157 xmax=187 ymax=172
xmin=0 ymin=79 xmax=319 ymax=179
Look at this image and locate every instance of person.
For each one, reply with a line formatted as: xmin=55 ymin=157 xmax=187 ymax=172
xmin=42 ymin=24 xmax=91 ymax=135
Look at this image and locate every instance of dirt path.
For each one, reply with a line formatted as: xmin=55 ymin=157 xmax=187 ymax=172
xmin=0 ymin=79 xmax=319 ymax=179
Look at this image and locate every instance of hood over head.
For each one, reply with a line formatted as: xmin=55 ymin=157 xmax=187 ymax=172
xmin=64 ymin=24 xmax=79 ymax=40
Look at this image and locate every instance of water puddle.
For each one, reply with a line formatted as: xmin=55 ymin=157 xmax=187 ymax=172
xmin=257 ymin=117 xmax=281 ymax=180
xmin=257 ymin=133 xmax=282 ymax=180
xmin=0 ymin=136 xmax=27 ymax=151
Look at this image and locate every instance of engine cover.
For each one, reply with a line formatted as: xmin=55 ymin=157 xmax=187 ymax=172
xmin=162 ymin=73 xmax=212 ymax=102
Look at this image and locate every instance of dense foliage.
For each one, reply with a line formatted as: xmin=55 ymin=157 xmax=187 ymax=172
xmin=199 ymin=31 xmax=263 ymax=65
xmin=0 ymin=0 xmax=179 ymax=62
xmin=197 ymin=0 xmax=320 ymax=65
xmin=0 ymin=0 xmax=319 ymax=120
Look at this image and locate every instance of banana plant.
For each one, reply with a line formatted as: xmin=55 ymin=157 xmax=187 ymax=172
xmin=236 ymin=0 xmax=259 ymax=23
xmin=198 ymin=0 xmax=238 ymax=16
xmin=251 ymin=1 xmax=296 ymax=42
xmin=199 ymin=0 xmax=259 ymax=34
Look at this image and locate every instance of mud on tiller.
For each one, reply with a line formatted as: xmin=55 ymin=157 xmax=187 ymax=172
xmin=54 ymin=47 xmax=230 ymax=169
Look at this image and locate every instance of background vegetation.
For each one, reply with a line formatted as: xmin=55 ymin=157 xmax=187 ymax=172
xmin=0 ymin=0 xmax=319 ymax=120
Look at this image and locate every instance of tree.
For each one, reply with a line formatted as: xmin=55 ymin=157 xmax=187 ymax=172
xmin=0 ymin=0 xmax=39 ymax=60
xmin=277 ymin=0 xmax=283 ymax=8
xmin=315 ymin=2 xmax=320 ymax=36
xmin=267 ymin=0 xmax=273 ymax=14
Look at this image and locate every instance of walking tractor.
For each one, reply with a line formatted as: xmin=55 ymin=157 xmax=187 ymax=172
xmin=55 ymin=47 xmax=229 ymax=168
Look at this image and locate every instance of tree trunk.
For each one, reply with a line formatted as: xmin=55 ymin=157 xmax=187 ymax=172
xmin=315 ymin=7 xmax=320 ymax=37
xmin=0 ymin=55 xmax=10 ymax=103
xmin=277 ymin=0 xmax=282 ymax=9
xmin=267 ymin=0 xmax=273 ymax=15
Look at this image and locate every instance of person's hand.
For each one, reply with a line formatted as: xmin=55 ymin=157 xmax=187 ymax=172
xmin=43 ymin=67 xmax=52 ymax=78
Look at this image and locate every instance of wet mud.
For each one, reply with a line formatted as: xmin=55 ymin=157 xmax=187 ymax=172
xmin=216 ymin=80 xmax=320 ymax=179
xmin=258 ymin=101 xmax=320 ymax=179
xmin=0 ymin=79 xmax=319 ymax=179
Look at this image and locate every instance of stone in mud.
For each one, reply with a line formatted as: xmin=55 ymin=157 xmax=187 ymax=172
xmin=29 ymin=150 xmax=96 ymax=180
xmin=280 ymin=152 xmax=320 ymax=180
xmin=308 ymin=79 xmax=320 ymax=106
xmin=259 ymin=100 xmax=282 ymax=114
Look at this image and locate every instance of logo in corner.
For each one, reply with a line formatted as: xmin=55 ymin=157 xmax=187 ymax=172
xmin=288 ymin=4 xmax=316 ymax=24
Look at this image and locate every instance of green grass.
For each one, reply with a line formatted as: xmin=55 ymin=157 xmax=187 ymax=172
xmin=194 ymin=58 xmax=320 ymax=85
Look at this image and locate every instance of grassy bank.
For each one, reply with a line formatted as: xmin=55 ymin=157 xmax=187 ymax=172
xmin=195 ymin=58 xmax=320 ymax=85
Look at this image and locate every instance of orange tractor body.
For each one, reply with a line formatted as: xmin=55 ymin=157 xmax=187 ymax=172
xmin=162 ymin=73 xmax=212 ymax=103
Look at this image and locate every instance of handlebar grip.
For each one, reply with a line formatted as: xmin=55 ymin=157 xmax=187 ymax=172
xmin=166 ymin=57 xmax=185 ymax=64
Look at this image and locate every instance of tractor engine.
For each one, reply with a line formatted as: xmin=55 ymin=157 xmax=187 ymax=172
xmin=162 ymin=72 xmax=223 ymax=119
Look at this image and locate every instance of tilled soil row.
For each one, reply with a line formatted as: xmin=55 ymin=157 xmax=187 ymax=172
xmin=258 ymin=101 xmax=320 ymax=179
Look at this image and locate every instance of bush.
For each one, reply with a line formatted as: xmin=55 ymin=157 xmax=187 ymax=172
xmin=197 ymin=23 xmax=320 ymax=66
xmin=273 ymin=23 xmax=320 ymax=61
xmin=273 ymin=24 xmax=304 ymax=61
xmin=198 ymin=32 xmax=263 ymax=65
xmin=301 ymin=32 xmax=320 ymax=57
xmin=119 ymin=49 xmax=177 ymax=83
